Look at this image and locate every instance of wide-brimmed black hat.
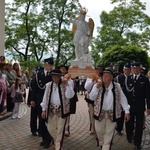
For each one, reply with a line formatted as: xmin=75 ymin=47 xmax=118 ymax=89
xmin=51 ymin=69 xmax=62 ymax=76
xmin=95 ymin=65 xmax=104 ymax=70
xmin=44 ymin=57 xmax=54 ymax=65
xmin=58 ymin=65 xmax=69 ymax=71
xmin=103 ymin=67 xmax=114 ymax=76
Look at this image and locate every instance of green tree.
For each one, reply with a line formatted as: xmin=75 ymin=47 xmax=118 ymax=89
xmin=91 ymin=0 xmax=150 ymax=64
xmin=5 ymin=0 xmax=81 ymax=68
xmin=5 ymin=0 xmax=48 ymax=62
xmin=41 ymin=0 xmax=81 ymax=67
xmin=99 ymin=45 xmax=149 ymax=69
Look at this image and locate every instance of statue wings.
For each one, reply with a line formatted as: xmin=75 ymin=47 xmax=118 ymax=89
xmin=88 ymin=18 xmax=94 ymax=37
xmin=72 ymin=17 xmax=94 ymax=38
xmin=72 ymin=17 xmax=78 ymax=38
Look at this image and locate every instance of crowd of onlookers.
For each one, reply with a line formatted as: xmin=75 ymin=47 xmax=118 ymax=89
xmin=0 ymin=55 xmax=29 ymax=116
xmin=0 ymin=55 xmax=88 ymax=116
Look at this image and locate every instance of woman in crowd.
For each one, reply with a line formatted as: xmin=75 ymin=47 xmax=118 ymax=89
xmin=12 ymin=62 xmax=21 ymax=77
xmin=0 ymin=72 xmax=7 ymax=115
xmin=9 ymin=77 xmax=25 ymax=119
xmin=5 ymin=63 xmax=17 ymax=112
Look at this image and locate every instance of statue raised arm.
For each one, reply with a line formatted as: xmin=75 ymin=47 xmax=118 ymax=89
xmin=70 ymin=7 xmax=94 ymax=61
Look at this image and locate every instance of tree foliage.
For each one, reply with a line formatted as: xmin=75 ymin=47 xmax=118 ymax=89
xmin=5 ymin=0 xmax=46 ymax=62
xmin=99 ymin=45 xmax=149 ymax=69
xmin=5 ymin=0 xmax=81 ymax=68
xmin=91 ymin=0 xmax=150 ymax=64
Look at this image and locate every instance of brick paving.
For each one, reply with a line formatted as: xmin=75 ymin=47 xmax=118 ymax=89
xmin=0 ymin=95 xmax=150 ymax=150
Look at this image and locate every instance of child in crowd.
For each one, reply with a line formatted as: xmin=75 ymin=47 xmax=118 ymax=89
xmin=9 ymin=77 xmax=25 ymax=119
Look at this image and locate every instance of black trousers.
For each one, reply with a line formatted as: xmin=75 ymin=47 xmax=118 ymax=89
xmin=125 ymin=111 xmax=144 ymax=147
xmin=6 ymin=93 xmax=14 ymax=112
xmin=30 ymin=105 xmax=39 ymax=133
xmin=116 ymin=111 xmax=125 ymax=132
xmin=37 ymin=105 xmax=51 ymax=145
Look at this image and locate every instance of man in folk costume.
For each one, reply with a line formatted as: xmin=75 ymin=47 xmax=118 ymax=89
xmin=84 ymin=65 xmax=104 ymax=134
xmin=89 ymin=67 xmax=130 ymax=150
xmin=58 ymin=64 xmax=78 ymax=136
xmin=41 ymin=69 xmax=75 ymax=150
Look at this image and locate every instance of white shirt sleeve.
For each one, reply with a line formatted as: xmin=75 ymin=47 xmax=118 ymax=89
xmin=68 ymin=78 xmax=74 ymax=89
xmin=40 ymin=83 xmax=49 ymax=111
xmin=65 ymin=84 xmax=75 ymax=99
xmin=89 ymin=84 xmax=99 ymax=101
xmin=84 ymin=78 xmax=94 ymax=92
xmin=118 ymin=84 xmax=130 ymax=114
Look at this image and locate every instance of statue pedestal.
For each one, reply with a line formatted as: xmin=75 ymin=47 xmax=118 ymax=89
xmin=68 ymin=54 xmax=97 ymax=79
xmin=68 ymin=65 xmax=96 ymax=79
xmin=70 ymin=59 xmax=93 ymax=69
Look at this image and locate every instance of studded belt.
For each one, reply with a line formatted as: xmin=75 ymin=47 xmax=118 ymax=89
xmin=50 ymin=104 xmax=60 ymax=109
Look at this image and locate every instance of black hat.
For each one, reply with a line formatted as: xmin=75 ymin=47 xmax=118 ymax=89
xmin=95 ymin=65 xmax=103 ymax=69
xmin=131 ymin=62 xmax=141 ymax=67
xmin=124 ymin=63 xmax=131 ymax=69
xmin=51 ymin=69 xmax=62 ymax=76
xmin=44 ymin=57 xmax=54 ymax=65
xmin=0 ymin=56 xmax=5 ymax=61
xmin=58 ymin=65 xmax=69 ymax=71
xmin=141 ymin=67 xmax=148 ymax=75
xmin=113 ymin=64 xmax=119 ymax=70
xmin=103 ymin=67 xmax=114 ymax=76
xmin=35 ymin=66 xmax=44 ymax=72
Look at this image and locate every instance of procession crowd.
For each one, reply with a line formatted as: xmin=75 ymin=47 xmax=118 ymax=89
xmin=1 ymin=55 xmax=150 ymax=150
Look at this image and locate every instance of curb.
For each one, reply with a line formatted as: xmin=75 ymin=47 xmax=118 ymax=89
xmin=0 ymin=111 xmax=12 ymax=121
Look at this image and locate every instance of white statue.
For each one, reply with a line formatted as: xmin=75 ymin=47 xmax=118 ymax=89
xmin=70 ymin=7 xmax=94 ymax=61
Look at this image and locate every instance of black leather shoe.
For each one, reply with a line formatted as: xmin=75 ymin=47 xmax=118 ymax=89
xmin=40 ymin=141 xmax=45 ymax=146
xmin=43 ymin=143 xmax=50 ymax=149
xmin=32 ymin=132 xmax=37 ymax=136
xmin=134 ymin=146 xmax=141 ymax=150
xmin=100 ymin=145 xmax=102 ymax=150
xmin=38 ymin=133 xmax=42 ymax=137
xmin=127 ymin=136 xmax=133 ymax=143
xmin=117 ymin=131 xmax=123 ymax=135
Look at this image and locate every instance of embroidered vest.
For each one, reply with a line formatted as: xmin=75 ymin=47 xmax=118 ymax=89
xmin=45 ymin=82 xmax=70 ymax=122
xmin=94 ymin=82 xmax=122 ymax=122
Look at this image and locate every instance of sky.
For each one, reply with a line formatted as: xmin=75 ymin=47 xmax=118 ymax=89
xmin=6 ymin=0 xmax=150 ymax=37
xmin=79 ymin=0 xmax=150 ymax=37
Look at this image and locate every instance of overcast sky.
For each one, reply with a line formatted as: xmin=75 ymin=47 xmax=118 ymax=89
xmin=6 ymin=0 xmax=150 ymax=37
xmin=79 ymin=0 xmax=150 ymax=37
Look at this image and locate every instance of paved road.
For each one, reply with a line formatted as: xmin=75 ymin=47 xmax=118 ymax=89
xmin=0 ymin=95 xmax=150 ymax=150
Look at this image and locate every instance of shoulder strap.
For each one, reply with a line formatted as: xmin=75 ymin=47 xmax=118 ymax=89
xmin=35 ymin=72 xmax=45 ymax=90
